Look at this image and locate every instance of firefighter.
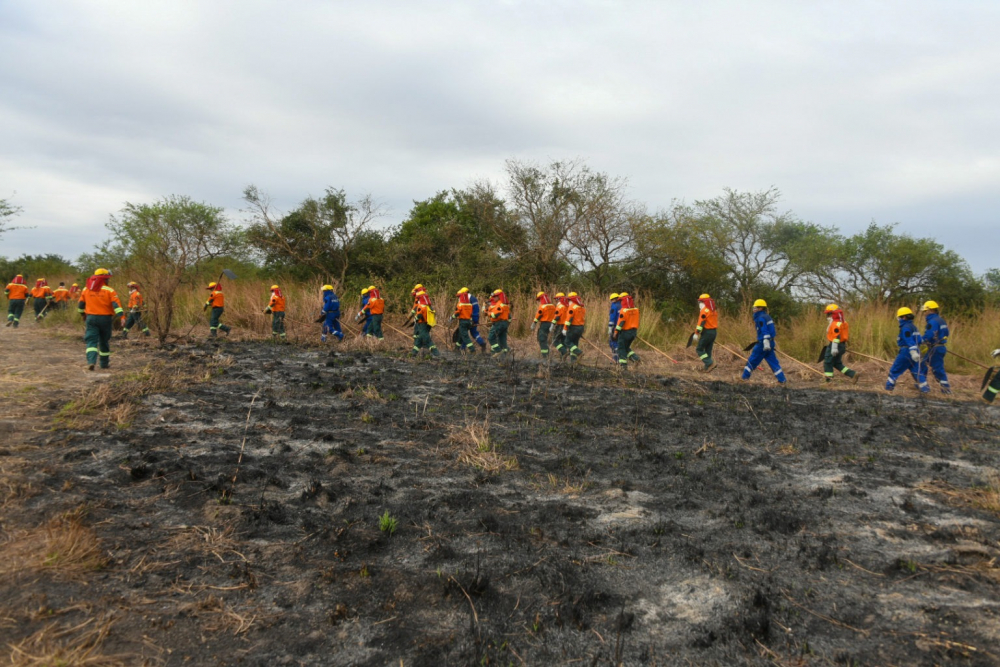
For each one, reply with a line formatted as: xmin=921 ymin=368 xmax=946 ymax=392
xmin=52 ymin=282 xmax=71 ymax=309
xmin=821 ymin=304 xmax=858 ymax=384
xmin=68 ymin=282 xmax=80 ymax=298
xmin=531 ymin=291 xmax=557 ymax=358
xmin=4 ymin=275 xmax=28 ymax=328
xmin=551 ymin=293 xmax=569 ymax=358
xmin=78 ymin=268 xmax=124 ymax=370
xmin=410 ymin=293 xmax=439 ymax=358
xmin=614 ymin=292 xmax=640 ymax=367
xmin=692 ymin=293 xmax=718 ymax=372
xmin=885 ymin=307 xmax=927 ymax=393
xmin=264 ymin=285 xmax=286 ymax=340
xmin=204 ymin=282 xmax=231 ymax=337
xmin=983 ymin=348 xmax=1000 ymax=403
xmin=741 ymin=299 xmax=786 ymax=384
xmin=451 ymin=287 xmax=475 ymax=353
xmin=30 ymin=278 xmax=53 ymax=320
xmin=358 ymin=285 xmax=384 ymax=339
xmin=562 ymin=292 xmax=587 ymax=362
xmin=487 ymin=290 xmax=511 ymax=355
xmin=920 ymin=300 xmax=951 ymax=394
xmin=359 ymin=287 xmax=371 ymax=336
xmin=608 ymin=293 xmax=622 ymax=362
xmin=318 ymin=285 xmax=343 ymax=342
xmin=121 ymin=282 xmax=151 ymax=338
xmin=468 ymin=291 xmax=487 ymax=352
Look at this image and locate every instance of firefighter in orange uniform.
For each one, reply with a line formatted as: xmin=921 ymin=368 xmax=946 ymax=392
xmin=822 ymin=304 xmax=859 ymax=384
xmin=531 ymin=291 xmax=557 ymax=358
xmin=692 ymin=294 xmax=718 ymax=372
xmin=487 ymin=290 xmax=510 ymax=355
xmin=30 ymin=278 xmax=54 ymax=320
xmin=614 ymin=292 xmax=641 ymax=367
xmin=562 ymin=292 xmax=587 ymax=362
xmin=5 ymin=275 xmax=29 ymax=327
xmin=52 ymin=282 xmax=71 ymax=309
xmin=451 ymin=287 xmax=475 ymax=352
xmin=358 ymin=285 xmax=384 ymax=339
xmin=264 ymin=285 xmax=286 ymax=340
xmin=551 ymin=293 xmax=569 ymax=358
xmin=121 ymin=282 xmax=151 ymax=338
xmin=204 ymin=282 xmax=232 ymax=337
xmin=78 ymin=268 xmax=124 ymax=370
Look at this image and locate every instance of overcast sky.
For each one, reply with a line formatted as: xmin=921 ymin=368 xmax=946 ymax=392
xmin=1 ymin=1 xmax=998 ymax=271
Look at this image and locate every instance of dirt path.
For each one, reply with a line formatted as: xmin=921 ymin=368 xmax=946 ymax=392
xmin=2 ymin=333 xmax=999 ymax=666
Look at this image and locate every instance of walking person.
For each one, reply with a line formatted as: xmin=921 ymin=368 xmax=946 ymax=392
xmin=983 ymin=348 xmax=1000 ymax=403
xmin=52 ymin=282 xmax=71 ymax=309
xmin=121 ymin=282 xmax=151 ymax=338
xmin=410 ymin=297 xmax=440 ymax=358
xmin=468 ymin=291 xmax=488 ymax=352
xmin=741 ymin=299 xmax=787 ymax=384
xmin=608 ymin=293 xmax=622 ymax=362
xmin=487 ymin=290 xmax=511 ymax=356
xmin=551 ymin=293 xmax=569 ymax=359
xmin=318 ymin=285 xmax=343 ymax=342
xmin=358 ymin=286 xmax=384 ymax=340
xmin=30 ymin=279 xmax=53 ymax=320
xmin=264 ymin=284 xmax=286 ymax=340
xmin=531 ymin=291 xmax=557 ymax=359
xmin=885 ymin=307 xmax=927 ymax=393
xmin=204 ymin=281 xmax=232 ymax=337
xmin=821 ymin=304 xmax=858 ymax=384
xmin=692 ymin=293 xmax=718 ymax=372
xmin=5 ymin=275 xmax=28 ymax=328
xmin=562 ymin=292 xmax=587 ymax=363
xmin=77 ymin=268 xmax=124 ymax=371
xmin=920 ymin=300 xmax=951 ymax=394
xmin=451 ymin=287 xmax=475 ymax=353
xmin=614 ymin=292 xmax=641 ymax=367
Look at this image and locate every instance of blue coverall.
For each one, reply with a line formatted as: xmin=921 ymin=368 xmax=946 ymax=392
xmin=608 ymin=300 xmax=622 ymax=361
xmin=321 ymin=290 xmax=343 ymax=342
xmin=921 ymin=312 xmax=951 ymax=393
xmin=742 ymin=310 xmax=786 ymax=383
xmin=886 ymin=318 xmax=928 ymax=393
xmin=360 ymin=293 xmax=372 ymax=336
xmin=469 ymin=295 xmax=487 ymax=349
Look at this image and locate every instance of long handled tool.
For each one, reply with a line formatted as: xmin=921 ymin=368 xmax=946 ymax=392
xmin=944 ymin=349 xmax=991 ymax=370
xmin=581 ymin=335 xmax=616 ymax=363
xmin=775 ymin=349 xmax=825 ymax=377
xmin=718 ymin=342 xmax=749 ymax=363
xmin=846 ymin=349 xmax=892 ymax=365
xmin=637 ymin=335 xmax=680 ymax=363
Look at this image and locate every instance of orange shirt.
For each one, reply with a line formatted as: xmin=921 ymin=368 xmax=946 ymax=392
xmin=5 ymin=283 xmax=29 ymax=300
xmin=535 ymin=303 xmax=556 ymax=323
xmin=454 ymin=302 xmax=473 ymax=320
xmin=364 ymin=297 xmax=385 ymax=315
xmin=206 ymin=290 xmax=225 ymax=308
xmin=553 ymin=302 xmax=568 ymax=326
xmin=617 ymin=307 xmax=640 ymax=331
xmin=827 ymin=319 xmax=849 ymax=343
xmin=52 ymin=288 xmax=71 ymax=302
xmin=268 ymin=293 xmax=286 ymax=312
xmin=31 ymin=286 xmax=53 ymax=299
xmin=415 ymin=303 xmax=431 ymax=324
xmin=488 ymin=302 xmax=510 ymax=321
xmin=566 ymin=304 xmax=586 ymax=326
xmin=79 ymin=286 xmax=123 ymax=316
xmin=128 ymin=291 xmax=144 ymax=309
xmin=697 ymin=308 xmax=718 ymax=330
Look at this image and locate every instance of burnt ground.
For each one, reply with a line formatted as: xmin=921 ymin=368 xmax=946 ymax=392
xmin=3 ymin=336 xmax=1000 ymax=666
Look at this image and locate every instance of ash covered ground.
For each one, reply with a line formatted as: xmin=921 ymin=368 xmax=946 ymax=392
xmin=5 ymin=341 xmax=1000 ymax=666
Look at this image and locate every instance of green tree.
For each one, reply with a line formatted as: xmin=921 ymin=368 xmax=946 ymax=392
xmin=0 ymin=195 xmax=23 ymax=239
xmin=0 ymin=254 xmax=77 ymax=282
xmin=81 ymin=196 xmax=239 ymax=344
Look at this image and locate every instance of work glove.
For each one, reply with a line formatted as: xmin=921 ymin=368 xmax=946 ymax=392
xmin=607 ymin=325 xmax=613 ymax=338
xmin=449 ymin=315 xmax=455 ymax=322
xmin=530 ymin=321 xmax=536 ymax=332
xmin=562 ymin=328 xmax=568 ymax=337
xmin=264 ymin=308 xmax=271 ymax=314
xmin=314 ymin=315 xmax=325 ymax=323
xmin=203 ymin=304 xmax=209 ymax=312
xmin=612 ymin=331 xmax=619 ymax=341
xmin=762 ymin=338 xmax=771 ymax=352
xmin=80 ymin=313 xmax=87 ymax=322
xmin=909 ymin=349 xmax=921 ymax=363
xmin=992 ymin=349 xmax=1000 ymax=358
xmin=691 ymin=332 xmax=700 ymax=343
xmin=830 ymin=341 xmax=839 ymax=356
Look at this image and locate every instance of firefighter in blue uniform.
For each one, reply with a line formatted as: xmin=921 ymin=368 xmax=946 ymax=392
xmin=741 ymin=299 xmax=786 ymax=384
xmin=885 ymin=306 xmax=928 ymax=393
xmin=607 ymin=293 xmax=622 ymax=362
xmin=468 ymin=292 xmax=487 ymax=352
xmin=318 ymin=285 xmax=343 ymax=342
xmin=920 ymin=300 xmax=951 ymax=394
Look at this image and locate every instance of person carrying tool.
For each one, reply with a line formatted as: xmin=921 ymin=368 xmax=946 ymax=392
xmin=562 ymin=292 xmax=587 ymax=362
xmin=451 ymin=287 xmax=475 ymax=353
xmin=78 ymin=268 xmax=124 ymax=370
xmin=608 ymin=293 xmax=622 ymax=362
xmin=410 ymin=296 xmax=440 ymax=358
xmin=821 ymin=304 xmax=858 ymax=384
xmin=741 ymin=299 xmax=786 ymax=384
xmin=264 ymin=284 xmax=287 ymax=340
xmin=358 ymin=287 xmax=372 ymax=336
xmin=204 ymin=282 xmax=232 ymax=338
xmin=487 ymin=290 xmax=511 ymax=356
xmin=614 ymin=292 xmax=640 ymax=367
xmin=919 ymin=300 xmax=951 ymax=394
xmin=551 ymin=293 xmax=569 ymax=359
xmin=531 ymin=291 xmax=557 ymax=358
xmin=4 ymin=275 xmax=28 ymax=328
xmin=357 ymin=285 xmax=384 ymax=339
xmin=885 ymin=307 xmax=928 ymax=393
xmin=121 ymin=281 xmax=151 ymax=338
xmin=692 ymin=293 xmax=718 ymax=372
xmin=468 ymin=292 xmax=487 ymax=352
xmin=316 ymin=285 xmax=343 ymax=342
xmin=30 ymin=278 xmax=53 ymax=320
xmin=52 ymin=282 xmax=71 ymax=309
xmin=983 ymin=348 xmax=1000 ymax=403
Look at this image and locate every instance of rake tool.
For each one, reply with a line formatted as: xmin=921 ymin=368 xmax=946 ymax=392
xmin=638 ymin=336 xmax=679 ymax=363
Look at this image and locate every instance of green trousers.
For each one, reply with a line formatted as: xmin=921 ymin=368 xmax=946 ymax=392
xmin=455 ymin=319 xmax=474 ymax=351
xmin=123 ymin=310 xmax=149 ymax=334
xmin=984 ymin=368 xmax=1000 ymax=403
xmin=489 ymin=320 xmax=509 ymax=355
xmin=823 ymin=344 xmax=856 ymax=380
xmin=209 ymin=307 xmax=231 ymax=336
xmin=411 ymin=322 xmax=438 ymax=356
xmin=6 ymin=299 xmax=25 ymax=327
xmin=696 ymin=328 xmax=717 ymax=368
xmin=367 ymin=313 xmax=384 ymax=340
xmin=564 ymin=324 xmax=585 ymax=361
xmin=85 ymin=314 xmax=113 ymax=368
xmin=536 ymin=321 xmax=552 ymax=356
xmin=616 ymin=328 xmax=639 ymax=366
xmin=271 ymin=311 xmax=286 ymax=337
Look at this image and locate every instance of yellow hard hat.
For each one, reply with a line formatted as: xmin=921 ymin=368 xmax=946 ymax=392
xmin=536 ymin=291 xmax=546 ymax=298
xmin=457 ymin=287 xmax=469 ymax=295
xmin=270 ymin=284 xmax=280 ymax=290
xmin=491 ymin=289 xmax=503 ymax=296
xmin=94 ymin=268 xmax=111 ymax=276
xmin=415 ymin=289 xmax=427 ymax=296
xmin=619 ymin=291 xmax=629 ymax=297
xmin=921 ymin=300 xmax=939 ymax=311
xmin=71 ymin=282 xmax=77 ymax=286
xmin=609 ymin=293 xmax=619 ymax=300
xmin=825 ymin=303 xmax=839 ymax=312
xmin=208 ymin=281 xmax=218 ymax=289
xmin=413 ymin=283 xmax=423 ymax=291
xmin=127 ymin=281 xmax=137 ymax=288
xmin=367 ymin=285 xmax=376 ymax=291
xmin=361 ymin=287 xmax=369 ymax=295
xmin=896 ymin=307 xmax=914 ymax=317
xmin=555 ymin=292 xmax=565 ymax=298
xmin=753 ymin=299 xmax=768 ymax=308
xmin=567 ymin=291 xmax=578 ymax=298
xmin=699 ymin=293 xmax=710 ymax=300
xmin=322 ymin=284 xmax=334 ymax=291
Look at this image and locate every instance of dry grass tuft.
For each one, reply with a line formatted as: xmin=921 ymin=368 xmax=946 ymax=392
xmin=340 ymin=384 xmax=385 ymax=402
xmin=918 ymin=475 xmax=1000 ymax=519
xmin=7 ymin=615 xmax=133 ymax=667
xmin=448 ymin=417 xmax=518 ymax=473
xmin=0 ymin=509 xmax=106 ymax=580
xmin=0 ymin=460 xmax=39 ymax=511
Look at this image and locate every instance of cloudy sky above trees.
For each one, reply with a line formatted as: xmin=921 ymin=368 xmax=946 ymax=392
xmin=1 ymin=1 xmax=998 ymax=270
